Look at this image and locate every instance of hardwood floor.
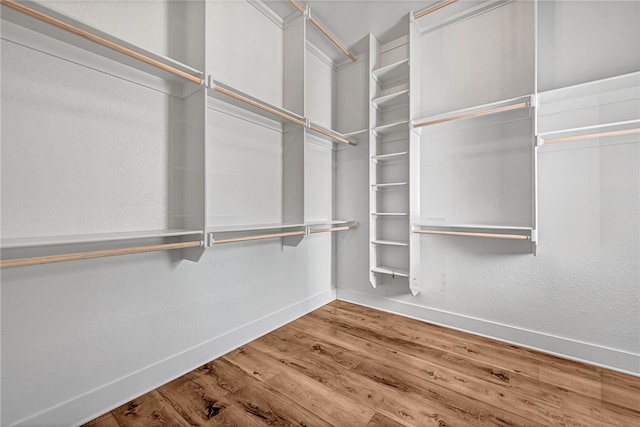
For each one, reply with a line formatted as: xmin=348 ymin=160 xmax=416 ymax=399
xmin=85 ymin=301 xmax=640 ymax=426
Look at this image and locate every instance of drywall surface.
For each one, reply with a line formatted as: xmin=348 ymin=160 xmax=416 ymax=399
xmin=207 ymin=0 xmax=284 ymax=107
xmin=1 ymin=238 xmax=334 ymax=426
xmin=0 ymin=1 xmax=334 ymax=425
xmin=336 ymin=0 xmax=639 ymax=374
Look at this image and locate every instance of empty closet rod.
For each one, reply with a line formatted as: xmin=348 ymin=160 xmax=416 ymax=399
xmin=213 ymin=230 xmax=305 ymax=244
xmin=414 ymin=0 xmax=458 ymax=19
xmin=0 ymin=0 xmax=202 ymax=85
xmin=309 ymin=124 xmax=356 ymax=146
xmin=414 ymin=229 xmax=529 ymax=240
xmin=543 ymin=128 xmax=640 ymax=144
xmin=288 ymin=0 xmax=357 ymax=62
xmin=0 ymin=241 xmax=202 ymax=269
xmin=310 ymin=225 xmax=357 ymax=234
xmin=212 ymin=86 xmax=306 ymax=127
xmin=413 ymin=102 xmax=529 ymax=128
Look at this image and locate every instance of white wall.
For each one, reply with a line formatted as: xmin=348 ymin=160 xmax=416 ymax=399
xmin=0 ymin=1 xmax=335 ymax=426
xmin=337 ymin=0 xmax=640 ymax=375
xmin=206 ymin=0 xmax=283 ymax=107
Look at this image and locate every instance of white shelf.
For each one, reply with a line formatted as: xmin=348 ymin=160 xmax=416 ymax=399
xmin=371 ymin=266 xmax=409 ymax=278
xmin=537 ymin=72 xmax=640 ymax=134
xmin=208 ymin=79 xmax=305 ymax=126
xmin=372 ymin=59 xmax=410 ymax=86
xmin=1 ymin=1 xmax=203 ymax=88
xmin=414 ymin=223 xmax=535 ymax=241
xmin=372 ymin=212 xmax=408 ymax=218
xmin=372 ymin=90 xmax=410 ymax=110
xmin=413 ymin=95 xmax=534 ymax=129
xmin=304 ymin=220 xmax=350 ymax=226
xmin=206 ymin=223 xmax=304 ymax=234
xmin=372 ymin=151 xmax=409 ymax=163
xmin=373 ymin=120 xmax=410 ymax=137
xmin=307 ymin=122 xmax=356 ymax=146
xmin=1 ymin=229 xmax=202 ymax=249
xmin=415 ymin=0 xmax=512 ymax=34
xmin=538 ymin=120 xmax=640 ymax=147
xmin=371 ymin=240 xmax=409 ymax=247
xmin=343 ymin=129 xmax=369 ymax=138
xmin=371 ymin=182 xmax=408 ymax=190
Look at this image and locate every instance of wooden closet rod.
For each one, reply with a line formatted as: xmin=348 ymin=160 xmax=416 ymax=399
xmin=414 ymin=229 xmax=529 ymax=240
xmin=288 ymin=0 xmax=357 ymax=62
xmin=213 ymin=230 xmax=305 ymax=244
xmin=413 ymin=102 xmax=529 ymax=128
xmin=309 ymin=124 xmax=356 ymax=146
xmin=212 ymin=86 xmax=306 ymax=127
xmin=0 ymin=0 xmax=202 ymax=85
xmin=543 ymin=128 xmax=640 ymax=144
xmin=310 ymin=225 xmax=357 ymax=234
xmin=0 ymin=240 xmax=202 ymax=269
xmin=414 ymin=0 xmax=458 ymax=19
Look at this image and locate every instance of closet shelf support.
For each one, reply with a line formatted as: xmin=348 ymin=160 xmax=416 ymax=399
xmin=288 ymin=0 xmax=357 ymax=62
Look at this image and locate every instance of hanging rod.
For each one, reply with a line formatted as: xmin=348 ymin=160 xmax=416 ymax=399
xmin=414 ymin=229 xmax=529 ymax=240
xmin=308 ymin=124 xmax=355 ymax=146
xmin=213 ymin=230 xmax=305 ymax=244
xmin=0 ymin=240 xmax=202 ymax=269
xmin=1 ymin=0 xmax=203 ymax=85
xmin=288 ymin=0 xmax=357 ymax=62
xmin=413 ymin=102 xmax=529 ymax=128
xmin=542 ymin=128 xmax=640 ymax=145
xmin=310 ymin=225 xmax=357 ymax=234
xmin=212 ymin=85 xmax=306 ymax=127
xmin=414 ymin=0 xmax=458 ymax=19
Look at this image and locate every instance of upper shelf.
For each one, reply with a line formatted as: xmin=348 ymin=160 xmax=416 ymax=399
xmin=537 ymin=72 xmax=640 ymax=135
xmin=372 ymin=59 xmax=409 ymax=87
xmin=414 ymin=0 xmax=514 ymax=34
xmin=208 ymin=78 xmax=305 ymax=127
xmin=207 ymin=79 xmax=356 ymax=146
xmin=307 ymin=122 xmax=356 ymax=146
xmin=413 ymin=95 xmax=534 ymax=129
xmin=1 ymin=0 xmax=204 ymax=90
xmin=538 ymin=119 xmax=640 ymax=147
xmin=1 ymin=229 xmax=202 ymax=250
xmin=413 ymin=223 xmax=535 ymax=241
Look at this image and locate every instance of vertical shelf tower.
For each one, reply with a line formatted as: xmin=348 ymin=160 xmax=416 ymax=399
xmin=368 ymin=16 xmax=420 ymax=295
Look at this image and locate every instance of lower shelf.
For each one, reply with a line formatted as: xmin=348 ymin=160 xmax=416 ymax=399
xmin=371 ymin=266 xmax=409 ymax=278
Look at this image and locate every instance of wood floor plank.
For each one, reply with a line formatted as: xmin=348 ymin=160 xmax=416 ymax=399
xmin=85 ymin=301 xmax=640 ymax=427
xmin=111 ymin=390 xmax=191 ymax=427
xmin=226 ymin=378 xmax=335 ymax=427
xmin=292 ymin=307 xmax=639 ymax=427
xmin=221 ymin=345 xmax=284 ymax=383
xmin=191 ymin=358 xmax=251 ymax=396
xmin=366 ymin=412 xmax=409 ymax=427
xmin=82 ymin=412 xmax=121 ymax=427
xmin=248 ymin=329 xmax=479 ymax=426
xmin=601 ymin=369 xmax=640 ymax=413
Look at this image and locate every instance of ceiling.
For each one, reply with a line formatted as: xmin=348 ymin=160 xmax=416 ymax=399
xmin=262 ymin=0 xmax=433 ymax=62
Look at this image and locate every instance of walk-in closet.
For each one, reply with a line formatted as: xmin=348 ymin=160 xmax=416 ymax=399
xmin=1 ymin=1 xmax=638 ymax=425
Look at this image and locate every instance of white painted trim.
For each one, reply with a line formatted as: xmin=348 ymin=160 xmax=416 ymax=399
xmin=247 ymin=0 xmax=284 ymax=29
xmin=10 ymin=289 xmax=337 ymax=427
xmin=336 ymin=53 xmax=366 ymax=72
xmin=336 ymin=289 xmax=640 ymax=377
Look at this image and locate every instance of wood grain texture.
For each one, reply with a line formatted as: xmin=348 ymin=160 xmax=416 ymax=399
xmin=85 ymin=301 xmax=640 ymax=427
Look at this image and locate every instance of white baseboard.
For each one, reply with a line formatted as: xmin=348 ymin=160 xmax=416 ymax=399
xmin=337 ymin=289 xmax=640 ymax=377
xmin=12 ymin=289 xmax=337 ymax=427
